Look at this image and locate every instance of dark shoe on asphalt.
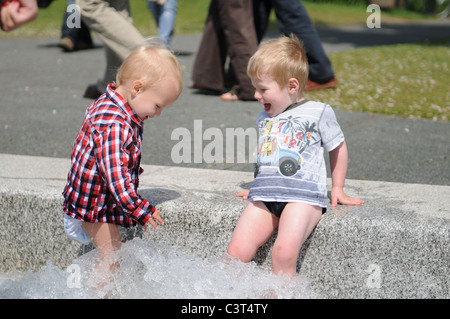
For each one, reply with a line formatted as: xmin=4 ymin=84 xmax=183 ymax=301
xmin=305 ymin=77 xmax=337 ymax=92
xmin=75 ymin=41 xmax=93 ymax=51
xmin=57 ymin=37 xmax=74 ymax=52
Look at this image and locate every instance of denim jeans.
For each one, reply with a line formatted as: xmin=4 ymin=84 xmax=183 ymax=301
xmin=253 ymin=0 xmax=335 ymax=83
xmin=61 ymin=0 xmax=92 ymax=44
xmin=147 ymin=0 xmax=178 ymax=48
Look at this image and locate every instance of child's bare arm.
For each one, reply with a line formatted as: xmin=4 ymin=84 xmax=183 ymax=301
xmin=329 ymin=141 xmax=364 ymax=207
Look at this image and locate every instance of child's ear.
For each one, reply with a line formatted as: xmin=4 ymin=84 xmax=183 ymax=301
xmin=288 ymin=78 xmax=300 ymax=94
xmin=131 ymin=80 xmax=144 ymax=96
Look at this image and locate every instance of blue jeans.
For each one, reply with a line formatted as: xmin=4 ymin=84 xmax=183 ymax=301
xmin=253 ymin=0 xmax=334 ymax=83
xmin=147 ymin=0 xmax=178 ymax=48
xmin=61 ymin=0 xmax=92 ymax=44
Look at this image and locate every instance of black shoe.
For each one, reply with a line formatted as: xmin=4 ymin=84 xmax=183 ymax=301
xmin=75 ymin=41 xmax=93 ymax=51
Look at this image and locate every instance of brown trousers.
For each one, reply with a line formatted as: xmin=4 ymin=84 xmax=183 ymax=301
xmin=191 ymin=0 xmax=258 ymax=100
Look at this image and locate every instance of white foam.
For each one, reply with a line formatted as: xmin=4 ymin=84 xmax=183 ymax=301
xmin=0 ymin=238 xmax=317 ymax=299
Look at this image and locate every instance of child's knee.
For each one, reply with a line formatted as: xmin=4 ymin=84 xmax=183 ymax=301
xmin=227 ymin=241 xmax=254 ymax=263
xmin=272 ymin=243 xmax=298 ymax=266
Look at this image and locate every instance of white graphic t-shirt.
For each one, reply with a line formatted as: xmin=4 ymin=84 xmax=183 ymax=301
xmin=248 ymin=100 xmax=344 ymax=208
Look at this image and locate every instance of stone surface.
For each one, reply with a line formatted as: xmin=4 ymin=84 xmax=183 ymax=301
xmin=0 ymin=154 xmax=448 ymax=298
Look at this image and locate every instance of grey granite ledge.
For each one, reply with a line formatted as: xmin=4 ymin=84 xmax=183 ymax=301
xmin=0 ymin=154 xmax=448 ymax=298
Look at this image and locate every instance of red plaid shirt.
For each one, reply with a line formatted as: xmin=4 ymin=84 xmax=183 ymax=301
xmin=63 ymin=84 xmax=155 ymax=228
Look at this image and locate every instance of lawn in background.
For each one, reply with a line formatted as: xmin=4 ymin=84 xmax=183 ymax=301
xmin=1 ymin=0 xmax=447 ymax=121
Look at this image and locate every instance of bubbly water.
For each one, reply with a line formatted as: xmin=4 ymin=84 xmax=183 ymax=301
xmin=0 ymin=238 xmax=316 ymax=299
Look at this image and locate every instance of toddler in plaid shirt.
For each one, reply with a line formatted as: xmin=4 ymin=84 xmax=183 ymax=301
xmin=63 ymin=45 xmax=183 ymax=276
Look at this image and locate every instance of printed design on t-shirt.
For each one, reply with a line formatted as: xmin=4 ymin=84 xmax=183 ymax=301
xmin=257 ymin=115 xmax=317 ymax=176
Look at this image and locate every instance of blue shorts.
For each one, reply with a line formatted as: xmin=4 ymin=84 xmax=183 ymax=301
xmin=263 ymin=202 xmax=327 ymax=218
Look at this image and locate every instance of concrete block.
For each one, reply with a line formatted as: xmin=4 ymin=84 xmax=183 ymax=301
xmin=0 ymin=154 xmax=448 ymax=298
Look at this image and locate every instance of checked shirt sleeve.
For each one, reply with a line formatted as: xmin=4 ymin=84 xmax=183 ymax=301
xmin=93 ymin=122 xmax=155 ymax=226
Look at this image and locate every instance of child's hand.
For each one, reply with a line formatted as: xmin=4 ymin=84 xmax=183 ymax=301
xmin=236 ymin=190 xmax=250 ymax=200
xmin=331 ymin=186 xmax=364 ymax=207
xmin=143 ymin=210 xmax=164 ymax=230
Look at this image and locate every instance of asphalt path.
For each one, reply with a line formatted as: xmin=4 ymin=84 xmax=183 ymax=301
xmin=0 ymin=20 xmax=449 ymax=185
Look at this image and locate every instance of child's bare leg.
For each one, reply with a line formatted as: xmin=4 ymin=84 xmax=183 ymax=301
xmin=82 ymin=222 xmax=122 ymax=273
xmin=227 ymin=201 xmax=278 ymax=262
xmin=271 ymin=203 xmax=322 ymax=277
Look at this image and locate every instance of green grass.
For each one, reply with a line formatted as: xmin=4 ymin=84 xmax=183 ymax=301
xmin=305 ymin=42 xmax=450 ymax=121
xmin=1 ymin=0 xmax=447 ymax=121
xmin=303 ymin=1 xmax=433 ymax=26
xmin=0 ymin=0 xmax=433 ymax=38
xmin=0 ymin=0 xmax=210 ymax=38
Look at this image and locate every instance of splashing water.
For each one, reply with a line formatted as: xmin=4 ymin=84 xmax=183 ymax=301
xmin=0 ymin=238 xmax=317 ymax=299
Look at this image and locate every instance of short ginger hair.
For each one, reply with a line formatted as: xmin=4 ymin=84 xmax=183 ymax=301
xmin=247 ymin=35 xmax=309 ymax=91
xmin=116 ymin=45 xmax=183 ymax=95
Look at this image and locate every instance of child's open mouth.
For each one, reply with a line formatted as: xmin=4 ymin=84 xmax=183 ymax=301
xmin=264 ymin=103 xmax=271 ymax=113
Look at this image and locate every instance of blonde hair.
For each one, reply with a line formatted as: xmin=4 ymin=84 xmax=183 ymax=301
xmin=116 ymin=45 xmax=183 ymax=95
xmin=247 ymin=35 xmax=309 ymax=91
